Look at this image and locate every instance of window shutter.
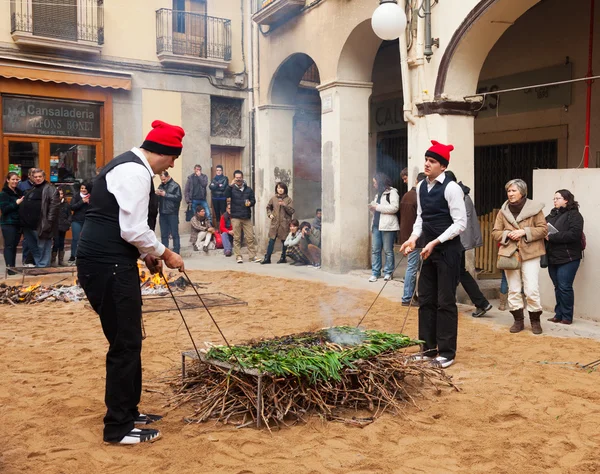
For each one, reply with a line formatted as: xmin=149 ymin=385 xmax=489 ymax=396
xmin=32 ymin=0 xmax=78 ymax=41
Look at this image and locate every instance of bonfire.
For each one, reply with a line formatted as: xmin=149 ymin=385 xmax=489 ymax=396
xmin=168 ymin=327 xmax=456 ymax=429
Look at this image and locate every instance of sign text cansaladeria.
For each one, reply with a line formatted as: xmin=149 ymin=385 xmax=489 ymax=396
xmin=2 ymin=96 xmax=101 ymax=138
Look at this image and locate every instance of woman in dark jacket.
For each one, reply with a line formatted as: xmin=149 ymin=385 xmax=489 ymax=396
xmin=68 ymin=181 xmax=91 ymax=263
xmin=52 ymin=186 xmax=72 ymax=266
xmin=545 ymin=189 xmax=584 ymax=325
xmin=0 ymin=172 xmax=24 ymax=274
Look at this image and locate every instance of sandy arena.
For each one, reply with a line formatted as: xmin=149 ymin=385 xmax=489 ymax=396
xmin=1 ymin=270 xmax=600 ymax=473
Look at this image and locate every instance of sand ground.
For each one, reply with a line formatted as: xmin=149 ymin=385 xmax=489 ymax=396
xmin=1 ymin=269 xmax=600 ymax=474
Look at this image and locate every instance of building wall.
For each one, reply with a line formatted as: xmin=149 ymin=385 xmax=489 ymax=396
xmin=476 ymin=0 xmax=600 ymax=168
xmin=0 ymin=0 xmax=245 ymax=74
xmin=533 ymin=169 xmax=599 ymax=322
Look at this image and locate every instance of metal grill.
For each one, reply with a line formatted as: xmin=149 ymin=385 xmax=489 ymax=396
xmin=142 ymin=292 xmax=247 ymax=314
xmin=10 ymin=0 xmax=104 ymax=44
xmin=474 ymin=140 xmax=558 ymax=215
xmin=156 ymin=9 xmax=231 ymax=61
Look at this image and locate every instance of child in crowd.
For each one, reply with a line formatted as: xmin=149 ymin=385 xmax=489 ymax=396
xmin=190 ymin=206 xmax=215 ymax=252
xmin=220 ymin=203 xmax=234 ymax=257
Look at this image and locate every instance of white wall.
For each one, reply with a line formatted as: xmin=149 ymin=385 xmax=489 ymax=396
xmin=533 ymin=169 xmax=600 ymax=322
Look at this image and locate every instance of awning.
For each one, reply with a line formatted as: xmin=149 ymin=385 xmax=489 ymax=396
xmin=0 ymin=58 xmax=132 ymax=90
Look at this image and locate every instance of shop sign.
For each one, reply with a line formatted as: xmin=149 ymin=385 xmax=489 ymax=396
xmin=371 ymin=98 xmax=407 ymax=133
xmin=476 ymin=63 xmax=572 ymax=118
xmin=2 ymin=97 xmax=101 ymax=138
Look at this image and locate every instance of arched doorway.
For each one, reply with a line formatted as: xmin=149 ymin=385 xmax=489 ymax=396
xmin=268 ymin=53 xmax=322 ymax=220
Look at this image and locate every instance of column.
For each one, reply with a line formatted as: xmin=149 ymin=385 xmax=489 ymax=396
xmin=254 ymin=105 xmax=295 ymax=248
xmin=318 ymin=80 xmax=373 ymax=273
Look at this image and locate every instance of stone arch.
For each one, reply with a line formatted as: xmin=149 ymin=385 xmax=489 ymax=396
xmin=269 ymin=53 xmax=320 ymax=105
xmin=336 ymin=19 xmax=382 ymax=83
xmin=434 ymin=0 xmax=541 ymax=99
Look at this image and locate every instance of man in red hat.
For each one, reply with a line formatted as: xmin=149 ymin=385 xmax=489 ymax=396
xmin=400 ymin=140 xmax=467 ymax=369
xmin=77 ymin=120 xmax=185 ymax=444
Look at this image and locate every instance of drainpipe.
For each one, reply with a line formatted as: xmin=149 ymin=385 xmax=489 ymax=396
xmin=399 ymin=29 xmax=416 ymax=125
xmin=584 ymin=0 xmax=595 ymax=168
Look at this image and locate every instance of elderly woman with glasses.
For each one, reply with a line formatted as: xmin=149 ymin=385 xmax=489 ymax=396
xmin=545 ymin=189 xmax=584 ymax=325
xmin=492 ymin=179 xmax=548 ymax=334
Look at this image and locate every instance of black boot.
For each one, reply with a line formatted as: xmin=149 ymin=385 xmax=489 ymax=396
xmin=261 ymin=238 xmax=275 ymax=264
xmin=277 ymin=244 xmax=287 ymax=264
xmin=509 ymin=308 xmax=525 ymax=333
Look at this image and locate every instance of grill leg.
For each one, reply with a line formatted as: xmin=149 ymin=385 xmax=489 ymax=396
xmin=256 ymin=375 xmax=263 ymax=428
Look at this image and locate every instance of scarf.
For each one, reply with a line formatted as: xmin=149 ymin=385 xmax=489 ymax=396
xmin=508 ymin=197 xmax=527 ymax=219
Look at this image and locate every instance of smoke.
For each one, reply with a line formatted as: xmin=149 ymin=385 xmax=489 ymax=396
xmin=327 ymin=327 xmax=366 ymax=347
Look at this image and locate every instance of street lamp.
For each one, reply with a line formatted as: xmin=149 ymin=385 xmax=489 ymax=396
xmin=371 ymin=0 xmax=407 ymax=41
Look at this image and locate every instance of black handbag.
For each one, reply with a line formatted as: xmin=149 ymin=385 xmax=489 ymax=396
xmin=185 ymin=204 xmax=193 ymax=222
xmin=540 ymin=254 xmax=548 ymax=268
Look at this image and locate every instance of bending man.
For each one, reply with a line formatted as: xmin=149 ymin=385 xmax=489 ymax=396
xmin=77 ymin=120 xmax=185 ymax=444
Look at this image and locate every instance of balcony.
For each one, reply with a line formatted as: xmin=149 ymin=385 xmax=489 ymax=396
xmin=10 ymin=0 xmax=104 ymax=54
xmin=156 ymin=9 xmax=231 ymax=70
xmin=252 ymin=0 xmax=305 ymax=26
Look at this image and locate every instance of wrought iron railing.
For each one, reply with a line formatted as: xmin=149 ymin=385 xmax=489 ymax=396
xmin=10 ymin=0 xmax=104 ymax=44
xmin=156 ymin=9 xmax=231 ymax=61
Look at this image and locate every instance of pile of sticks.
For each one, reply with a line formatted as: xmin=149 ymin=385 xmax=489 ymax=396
xmin=167 ymin=351 xmax=457 ymax=429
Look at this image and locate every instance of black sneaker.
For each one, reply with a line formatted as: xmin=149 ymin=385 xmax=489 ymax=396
xmin=68 ymin=256 xmax=75 ymax=262
xmin=472 ymin=304 xmax=492 ymax=318
xmin=203 ymin=245 xmax=209 ymax=253
xmin=134 ymin=413 xmax=163 ymax=426
xmin=110 ymin=428 xmax=161 ymax=445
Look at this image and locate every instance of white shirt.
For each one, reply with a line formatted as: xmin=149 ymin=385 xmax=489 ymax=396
xmin=105 ymin=147 xmax=165 ymax=258
xmin=411 ymin=172 xmax=467 ymax=244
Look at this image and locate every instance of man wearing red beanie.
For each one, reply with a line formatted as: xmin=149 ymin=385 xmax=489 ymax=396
xmin=77 ymin=120 xmax=185 ymax=444
xmin=400 ymin=140 xmax=467 ymax=369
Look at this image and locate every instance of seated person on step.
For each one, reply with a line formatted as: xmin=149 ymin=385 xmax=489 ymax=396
xmin=190 ymin=206 xmax=215 ymax=253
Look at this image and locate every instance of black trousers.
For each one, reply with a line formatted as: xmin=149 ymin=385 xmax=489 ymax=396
xmin=212 ymin=199 xmax=227 ymax=227
xmin=418 ymin=240 xmax=462 ymax=360
xmin=460 ymin=250 xmax=489 ymax=309
xmin=265 ymin=238 xmax=286 ymax=260
xmin=77 ymin=261 xmax=142 ymax=442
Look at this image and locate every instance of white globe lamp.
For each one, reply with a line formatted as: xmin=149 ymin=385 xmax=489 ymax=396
xmin=371 ymin=0 xmax=407 ymax=41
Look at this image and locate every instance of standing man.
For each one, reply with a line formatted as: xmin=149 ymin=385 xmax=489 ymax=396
xmin=400 ymin=141 xmax=466 ymax=369
xmin=444 ymin=171 xmax=493 ymax=318
xmin=19 ymin=169 xmax=60 ymax=267
xmin=76 ymin=120 xmax=185 ymax=445
xmin=157 ymin=170 xmax=182 ymax=255
xmin=184 ymin=164 xmax=210 ymax=223
xmin=225 ymin=170 xmax=260 ymax=263
xmin=209 ymin=164 xmax=229 ymax=226
xmin=399 ymin=171 xmax=426 ymax=306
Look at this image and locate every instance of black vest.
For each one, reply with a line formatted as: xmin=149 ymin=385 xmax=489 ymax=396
xmin=418 ymin=175 xmax=459 ymax=250
xmin=76 ymin=151 xmax=158 ymax=264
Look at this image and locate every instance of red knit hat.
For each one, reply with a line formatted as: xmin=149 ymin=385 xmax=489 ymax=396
xmin=141 ymin=120 xmax=185 ymax=156
xmin=425 ymin=140 xmax=454 ymax=167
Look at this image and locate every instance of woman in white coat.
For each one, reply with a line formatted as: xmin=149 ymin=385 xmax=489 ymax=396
xmin=368 ymin=172 xmax=400 ymax=282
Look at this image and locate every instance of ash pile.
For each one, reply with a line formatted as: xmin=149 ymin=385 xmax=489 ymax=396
xmin=168 ymin=326 xmax=456 ymax=429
